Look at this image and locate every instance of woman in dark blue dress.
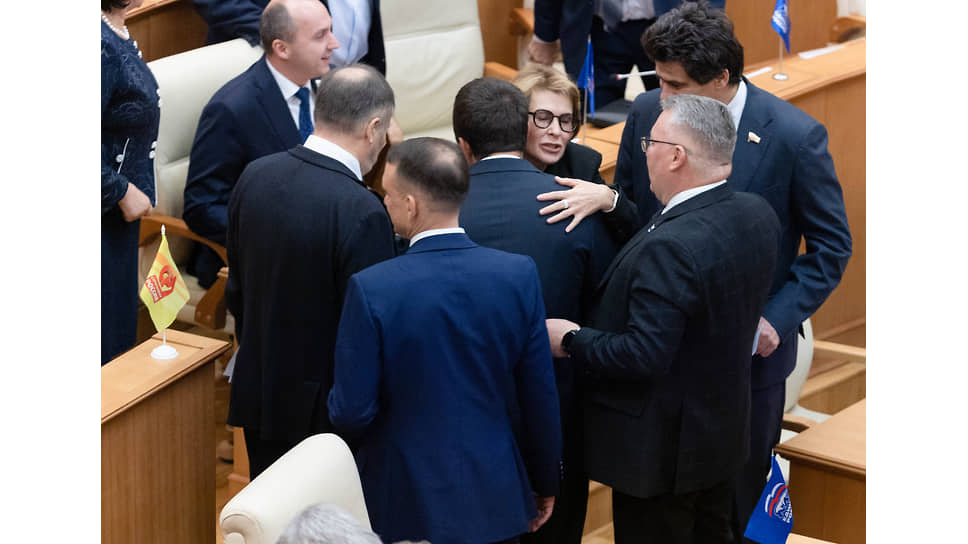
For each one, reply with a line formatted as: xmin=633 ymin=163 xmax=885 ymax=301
xmin=101 ymin=0 xmax=159 ymax=364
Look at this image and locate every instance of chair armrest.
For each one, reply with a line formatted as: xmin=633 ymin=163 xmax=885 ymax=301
xmin=484 ymin=61 xmax=517 ymax=82
xmin=509 ymin=7 xmax=534 ymax=36
xmin=196 ymin=269 xmax=228 ymax=330
xmin=812 ymin=340 xmax=866 ymax=365
xmin=830 ymin=15 xmax=866 ymax=43
xmin=139 ymin=215 xmax=228 ymax=265
xmin=782 ymin=413 xmax=816 ymax=433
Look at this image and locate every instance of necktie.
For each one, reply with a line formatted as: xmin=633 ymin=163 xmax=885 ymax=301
xmin=596 ymin=0 xmax=624 ymax=30
xmin=295 ymin=87 xmax=313 ymax=141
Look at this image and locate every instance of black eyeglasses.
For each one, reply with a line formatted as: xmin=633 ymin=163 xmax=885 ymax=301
xmin=641 ymin=137 xmax=687 ymax=153
xmin=529 ymin=109 xmax=578 ymax=133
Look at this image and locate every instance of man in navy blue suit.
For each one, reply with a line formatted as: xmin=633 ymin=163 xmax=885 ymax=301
xmin=528 ymin=0 xmax=724 ymax=108
xmin=328 ymin=137 xmax=562 ymax=544
xmin=454 ymin=77 xmax=617 ymax=544
xmin=547 ymin=94 xmax=781 ymax=543
xmin=183 ymin=0 xmax=339 ymax=288
xmin=539 ymin=3 xmax=853 ymax=540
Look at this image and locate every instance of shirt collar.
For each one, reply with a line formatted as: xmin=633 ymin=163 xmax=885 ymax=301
xmin=662 ymin=180 xmax=728 ymax=215
xmin=480 ymin=154 xmax=525 ymax=161
xmin=726 ymin=79 xmax=747 ymax=131
xmin=409 ymin=228 xmax=465 ymax=247
xmin=303 ymin=135 xmax=364 ymax=181
xmin=265 ymin=57 xmax=310 ymax=102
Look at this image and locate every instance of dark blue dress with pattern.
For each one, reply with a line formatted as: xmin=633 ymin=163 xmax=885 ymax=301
xmin=101 ymin=21 xmax=160 ymax=364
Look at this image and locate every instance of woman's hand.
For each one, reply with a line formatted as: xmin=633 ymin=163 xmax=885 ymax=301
xmin=118 ymin=182 xmax=153 ymax=222
xmin=536 ymin=176 xmax=615 ymax=232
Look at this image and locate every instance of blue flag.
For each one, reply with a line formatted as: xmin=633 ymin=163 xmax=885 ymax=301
xmin=771 ymin=0 xmax=791 ymax=53
xmin=744 ymin=456 xmax=794 ymax=544
xmin=576 ymin=38 xmax=595 ymax=116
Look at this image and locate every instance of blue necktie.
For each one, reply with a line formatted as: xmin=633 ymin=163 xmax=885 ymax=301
xmin=295 ymin=87 xmax=313 ymax=141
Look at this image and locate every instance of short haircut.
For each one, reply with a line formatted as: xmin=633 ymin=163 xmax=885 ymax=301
xmin=642 ymin=0 xmax=744 ymax=86
xmin=660 ymin=94 xmax=736 ymax=166
xmin=260 ymin=1 xmax=296 ymax=54
xmin=102 ymin=0 xmax=130 ymax=11
xmin=512 ymin=63 xmax=581 ymax=121
xmin=453 ymin=77 xmax=529 ymax=158
xmin=387 ymin=137 xmax=470 ymax=211
xmin=275 ymin=503 xmax=381 ymax=544
xmin=314 ymin=65 xmax=395 ymax=134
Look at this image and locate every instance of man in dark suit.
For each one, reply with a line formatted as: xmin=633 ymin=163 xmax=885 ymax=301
xmin=328 ymin=137 xmax=561 ymax=544
xmin=547 ymin=94 xmax=781 ymax=543
xmin=454 ymin=77 xmax=617 ymax=544
xmin=226 ymin=64 xmax=397 ymax=478
xmin=540 ymin=2 xmax=853 ymax=539
xmin=528 ymin=0 xmax=724 ymax=108
xmin=183 ymin=0 xmax=339 ymax=288
xmin=192 ymin=0 xmax=385 ymax=74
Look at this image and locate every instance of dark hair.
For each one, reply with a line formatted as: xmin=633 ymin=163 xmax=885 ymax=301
xmin=642 ymin=0 xmax=744 ymax=86
xmin=102 ymin=0 xmax=131 ymax=11
xmin=314 ymin=64 xmax=395 ymax=133
xmin=260 ymin=2 xmax=296 ymax=54
xmin=452 ymin=78 xmax=528 ymax=159
xmin=387 ymin=138 xmax=469 ymax=210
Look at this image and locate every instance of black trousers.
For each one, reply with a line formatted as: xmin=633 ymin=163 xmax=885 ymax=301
xmin=589 ymin=16 xmax=660 ymax=109
xmin=612 ymin=480 xmax=735 ymax=544
xmin=243 ymin=427 xmax=301 ymax=480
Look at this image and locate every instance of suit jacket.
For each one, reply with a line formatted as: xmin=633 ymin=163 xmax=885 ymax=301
xmin=570 ymin=184 xmax=780 ymax=498
xmin=533 ymin=0 xmax=724 ymax=80
xmin=328 ymin=233 xmax=562 ymax=544
xmin=183 ymin=56 xmax=304 ymax=285
xmin=613 ymin=81 xmax=852 ymax=387
xmin=225 ymin=145 xmax=396 ymax=443
xmin=460 ymin=158 xmax=617 ymax=431
xmin=192 ymin=0 xmax=386 ymax=74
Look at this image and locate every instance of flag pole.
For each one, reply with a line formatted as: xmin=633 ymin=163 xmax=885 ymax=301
xmin=149 ymin=223 xmax=179 ymax=360
xmin=773 ymin=38 xmax=788 ymax=81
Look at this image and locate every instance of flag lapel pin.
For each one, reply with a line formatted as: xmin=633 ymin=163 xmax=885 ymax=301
xmin=748 ymin=131 xmax=761 ymax=144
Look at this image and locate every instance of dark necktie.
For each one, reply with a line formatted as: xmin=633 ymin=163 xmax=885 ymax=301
xmin=295 ymin=87 xmax=313 ymax=141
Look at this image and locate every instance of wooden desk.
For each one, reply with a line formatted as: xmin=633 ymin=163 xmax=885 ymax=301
xmin=776 ymin=399 xmax=866 ymax=544
xmin=102 ymin=330 xmax=231 ymax=543
xmin=127 ymin=0 xmax=208 ymax=62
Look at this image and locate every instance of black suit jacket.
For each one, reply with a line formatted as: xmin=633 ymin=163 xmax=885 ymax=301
xmin=192 ymin=0 xmax=386 ymax=74
xmin=570 ymin=184 xmax=780 ymax=498
xmin=225 ymin=145 xmax=396 ymax=442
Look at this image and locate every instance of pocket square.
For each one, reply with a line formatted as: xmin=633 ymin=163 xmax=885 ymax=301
xmin=747 ymin=131 xmax=761 ymax=144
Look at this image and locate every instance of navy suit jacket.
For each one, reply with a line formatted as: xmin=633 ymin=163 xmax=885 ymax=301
xmin=533 ymin=0 xmax=724 ymax=80
xmin=192 ymin=0 xmax=386 ymax=74
xmin=571 ymin=185 xmax=780 ymax=498
xmin=183 ymin=56 xmax=303 ymax=285
xmin=328 ymin=233 xmax=562 ymax=544
xmin=226 ymin=145 xmax=396 ymax=443
xmin=613 ymin=81 xmax=852 ymax=388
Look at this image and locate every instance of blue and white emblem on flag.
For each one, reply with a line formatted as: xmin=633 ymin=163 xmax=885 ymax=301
xmin=744 ymin=455 xmax=794 ymax=543
xmin=771 ymin=0 xmax=791 ymax=52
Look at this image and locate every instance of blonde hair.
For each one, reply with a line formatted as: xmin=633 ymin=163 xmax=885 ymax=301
xmin=511 ymin=63 xmax=581 ymax=121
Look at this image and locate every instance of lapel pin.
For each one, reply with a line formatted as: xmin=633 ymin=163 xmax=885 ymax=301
xmin=747 ymin=131 xmax=761 ymax=144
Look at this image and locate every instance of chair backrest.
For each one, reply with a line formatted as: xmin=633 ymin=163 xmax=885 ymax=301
xmin=785 ymin=319 xmax=814 ymax=412
xmin=220 ymin=434 xmax=371 ymax=544
xmin=382 ymin=0 xmax=486 ymax=139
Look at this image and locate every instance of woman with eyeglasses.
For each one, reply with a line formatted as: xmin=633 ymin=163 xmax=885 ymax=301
xmin=512 ymin=64 xmax=637 ymax=242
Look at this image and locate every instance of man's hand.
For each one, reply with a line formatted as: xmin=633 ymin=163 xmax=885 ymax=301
xmin=529 ymin=495 xmax=555 ymax=532
xmin=527 ymin=37 xmax=558 ymax=65
xmin=537 ymin=177 xmax=615 ymax=232
xmin=546 ymin=318 xmax=579 ymax=358
xmin=118 ymin=182 xmax=153 ymax=222
xmin=755 ymin=317 xmax=781 ymax=358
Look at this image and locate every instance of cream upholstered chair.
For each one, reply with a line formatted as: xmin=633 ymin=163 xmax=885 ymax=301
xmin=140 ymin=38 xmax=263 ymax=332
xmin=382 ymin=0 xmax=516 ymax=140
xmin=220 ymin=434 xmax=371 ymax=544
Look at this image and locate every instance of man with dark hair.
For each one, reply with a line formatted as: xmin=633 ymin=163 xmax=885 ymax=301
xmin=454 ymin=77 xmax=617 ymax=544
xmin=538 ymin=2 xmax=852 ymax=540
xmin=329 ymin=137 xmax=562 ymax=544
xmin=226 ymin=64 xmax=397 ymax=479
xmin=547 ymin=94 xmax=781 ymax=544
xmin=183 ymin=0 xmax=339 ymax=288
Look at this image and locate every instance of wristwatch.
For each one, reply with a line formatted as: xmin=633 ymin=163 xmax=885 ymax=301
xmin=561 ymin=328 xmax=580 ymax=354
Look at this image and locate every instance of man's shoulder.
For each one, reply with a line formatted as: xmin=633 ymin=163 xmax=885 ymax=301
xmin=204 ymin=58 xmax=267 ymax=110
xmin=629 ymin=88 xmax=662 ymax=117
xmin=745 ymin=81 xmax=822 ymax=133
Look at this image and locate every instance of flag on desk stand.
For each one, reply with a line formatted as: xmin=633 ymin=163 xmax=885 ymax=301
xmin=744 ymin=455 xmax=795 ymax=544
xmin=139 ymin=225 xmax=190 ymax=360
xmin=576 ymin=36 xmax=595 ymax=141
xmin=771 ymin=0 xmax=791 ymax=80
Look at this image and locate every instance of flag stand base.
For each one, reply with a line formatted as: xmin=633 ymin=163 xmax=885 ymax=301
xmin=151 ymin=344 xmax=179 ymax=360
xmin=772 ymin=72 xmax=789 ymax=81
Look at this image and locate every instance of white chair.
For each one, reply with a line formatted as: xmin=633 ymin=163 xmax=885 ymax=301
xmin=219 ymin=434 xmax=371 ymax=544
xmin=140 ymin=38 xmax=263 ymax=332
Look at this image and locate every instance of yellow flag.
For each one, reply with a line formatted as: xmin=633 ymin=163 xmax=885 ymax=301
xmin=139 ymin=228 xmax=190 ymax=332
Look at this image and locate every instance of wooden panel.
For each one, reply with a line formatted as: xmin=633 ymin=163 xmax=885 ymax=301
xmin=127 ymin=0 xmax=208 ymax=62
xmin=728 ymin=0 xmax=838 ymax=67
xmin=477 ymin=0 xmax=523 ymax=68
xmin=799 ymin=362 xmax=866 ymax=414
xmin=583 ymin=481 xmax=612 ymax=535
xmin=776 ymin=399 xmax=865 ymax=478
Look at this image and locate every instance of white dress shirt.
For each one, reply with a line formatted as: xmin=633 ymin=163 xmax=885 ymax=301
xmin=303 ymin=134 xmax=364 ymax=181
xmin=409 ymin=227 xmax=466 ymax=247
xmin=329 ymin=0 xmax=371 ymax=67
xmin=266 ymin=57 xmax=314 ymax=136
xmin=661 ymin=180 xmax=728 ymax=215
xmin=726 ymin=79 xmax=748 ymax=131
